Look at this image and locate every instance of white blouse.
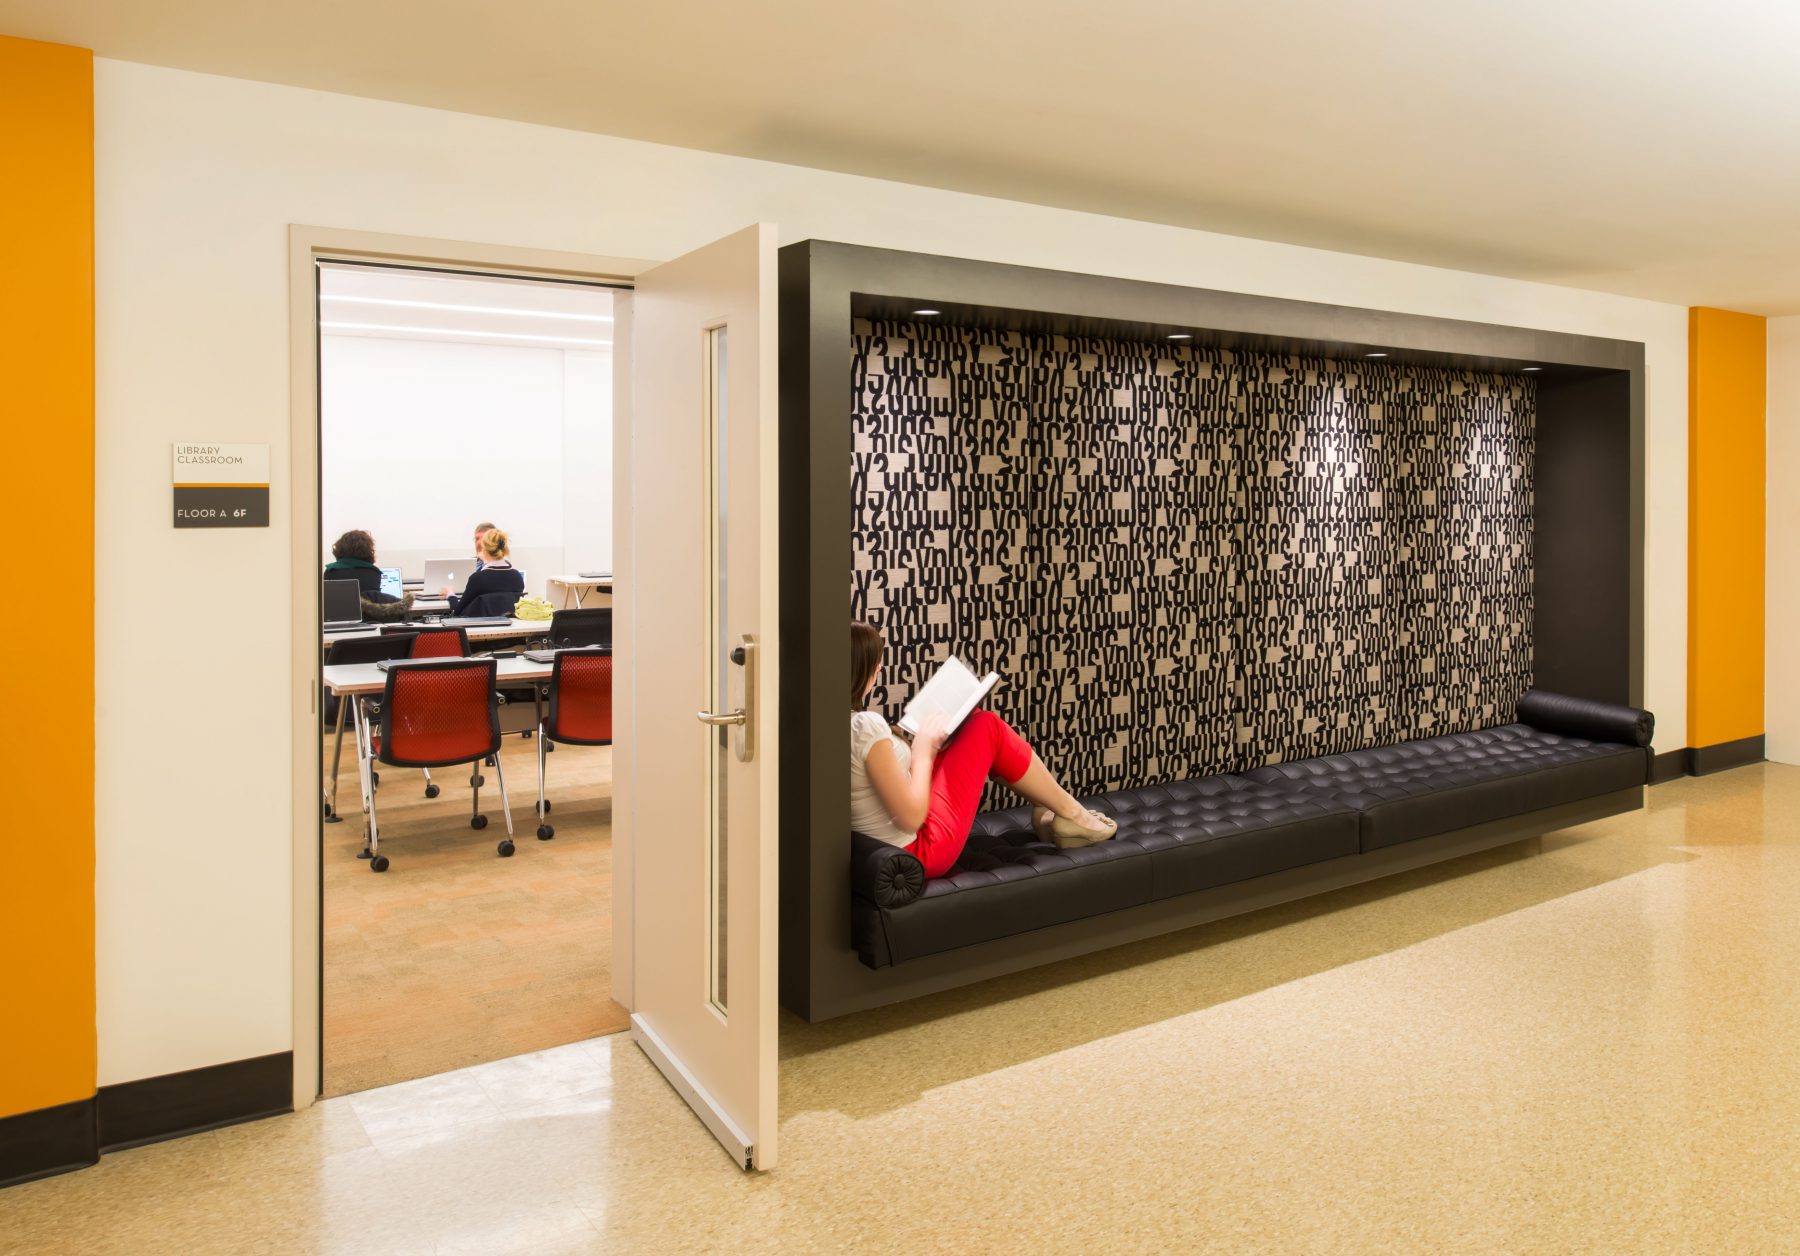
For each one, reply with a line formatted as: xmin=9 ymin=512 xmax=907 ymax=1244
xmin=850 ymin=710 xmax=915 ymax=847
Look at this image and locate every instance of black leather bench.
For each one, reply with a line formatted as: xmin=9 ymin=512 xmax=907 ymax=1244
xmin=851 ymin=689 xmax=1653 ymax=970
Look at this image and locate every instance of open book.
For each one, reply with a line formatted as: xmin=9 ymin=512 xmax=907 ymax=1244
xmin=897 ymin=656 xmax=1002 ymax=737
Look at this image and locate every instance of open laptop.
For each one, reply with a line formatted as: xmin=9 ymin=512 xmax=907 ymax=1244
xmin=421 ymin=557 xmax=466 ymax=593
xmin=379 ymin=566 xmax=404 ymax=600
xmin=323 ymin=578 xmax=363 ymax=630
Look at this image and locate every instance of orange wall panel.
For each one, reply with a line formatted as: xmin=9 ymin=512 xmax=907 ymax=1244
xmin=1687 ymin=306 xmax=1766 ymax=748
xmin=0 ymin=36 xmax=96 ymax=1119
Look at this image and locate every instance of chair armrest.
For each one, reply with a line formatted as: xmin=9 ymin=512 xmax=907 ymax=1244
xmin=850 ymin=831 xmax=925 ymax=909
xmin=1517 ymin=689 xmax=1655 ymax=748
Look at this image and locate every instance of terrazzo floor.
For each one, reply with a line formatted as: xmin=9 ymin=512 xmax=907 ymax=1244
xmin=5 ymin=764 xmax=1799 ymax=1253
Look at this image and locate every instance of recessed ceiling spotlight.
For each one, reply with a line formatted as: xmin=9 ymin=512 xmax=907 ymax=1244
xmin=1522 ymin=366 xmax=1543 ymax=372
xmin=1365 ymin=352 xmax=1388 ymax=359
xmin=912 ymin=308 xmax=940 ymax=316
xmin=1167 ymin=333 xmax=1192 ymax=341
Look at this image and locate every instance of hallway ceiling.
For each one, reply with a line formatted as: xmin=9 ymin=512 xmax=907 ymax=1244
xmin=11 ymin=0 xmax=1800 ymax=313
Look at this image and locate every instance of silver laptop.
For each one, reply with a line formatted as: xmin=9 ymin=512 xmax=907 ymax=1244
xmin=421 ymin=558 xmax=466 ymax=592
xmin=379 ymin=566 xmax=404 ymax=599
xmin=323 ymin=578 xmax=363 ymax=630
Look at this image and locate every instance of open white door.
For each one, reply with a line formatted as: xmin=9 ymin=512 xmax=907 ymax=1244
xmin=626 ymin=224 xmax=779 ymax=1170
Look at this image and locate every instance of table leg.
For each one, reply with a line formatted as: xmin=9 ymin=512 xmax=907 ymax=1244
xmin=353 ymin=696 xmax=378 ymax=855
xmin=326 ymin=693 xmax=348 ymax=822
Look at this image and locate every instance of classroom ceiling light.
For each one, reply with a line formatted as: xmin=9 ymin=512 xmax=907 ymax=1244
xmin=1522 ymin=366 xmax=1544 ymax=372
xmin=1365 ymin=352 xmax=1388 ymax=358
xmin=321 ymin=320 xmax=609 ymax=346
xmin=912 ymin=307 xmax=941 ymax=315
xmin=320 ymin=294 xmax=613 ymax=322
xmin=1167 ymin=333 xmax=1192 ymax=340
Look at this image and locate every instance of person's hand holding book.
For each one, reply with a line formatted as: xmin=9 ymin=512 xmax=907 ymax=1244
xmin=912 ymin=713 xmax=950 ymax=760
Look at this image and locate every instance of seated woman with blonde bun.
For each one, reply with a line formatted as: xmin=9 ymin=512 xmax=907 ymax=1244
xmin=849 ymin=621 xmax=1117 ymax=878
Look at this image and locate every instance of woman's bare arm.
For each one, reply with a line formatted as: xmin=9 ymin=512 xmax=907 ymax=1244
xmin=865 ymin=715 xmax=947 ymax=832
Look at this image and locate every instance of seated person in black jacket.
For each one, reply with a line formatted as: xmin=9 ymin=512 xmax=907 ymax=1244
xmin=323 ymin=530 xmax=399 ymax=603
xmin=443 ymin=526 xmax=524 ymax=615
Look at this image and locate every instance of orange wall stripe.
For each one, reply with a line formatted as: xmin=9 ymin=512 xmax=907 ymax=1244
xmin=1687 ymin=307 xmax=1766 ymax=748
xmin=0 ymin=35 xmax=96 ymax=1119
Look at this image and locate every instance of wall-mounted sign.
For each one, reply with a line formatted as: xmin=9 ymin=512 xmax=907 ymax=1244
xmin=172 ymin=443 xmax=270 ymax=528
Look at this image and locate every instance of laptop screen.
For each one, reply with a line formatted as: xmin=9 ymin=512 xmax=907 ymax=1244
xmin=421 ymin=559 xmax=463 ymax=593
xmin=323 ymin=578 xmax=362 ymax=625
xmin=379 ymin=567 xmax=403 ymax=599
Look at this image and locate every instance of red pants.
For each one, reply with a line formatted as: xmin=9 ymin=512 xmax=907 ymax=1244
xmin=905 ymin=709 xmax=1033 ymax=878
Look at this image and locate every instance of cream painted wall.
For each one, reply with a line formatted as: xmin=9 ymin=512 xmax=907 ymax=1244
xmin=1767 ymin=317 xmax=1800 ymax=764
xmin=93 ymin=57 xmax=1690 ymax=1084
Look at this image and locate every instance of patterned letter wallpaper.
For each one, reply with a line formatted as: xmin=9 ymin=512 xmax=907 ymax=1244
xmin=850 ymin=318 xmax=1536 ymax=806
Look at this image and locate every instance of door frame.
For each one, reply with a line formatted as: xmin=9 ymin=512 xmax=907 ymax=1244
xmin=286 ymin=226 xmax=653 ymax=1109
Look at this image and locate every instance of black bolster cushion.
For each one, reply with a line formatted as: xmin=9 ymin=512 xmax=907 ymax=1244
xmin=850 ymin=831 xmax=925 ymax=908
xmin=1517 ymin=689 xmax=1655 ymax=748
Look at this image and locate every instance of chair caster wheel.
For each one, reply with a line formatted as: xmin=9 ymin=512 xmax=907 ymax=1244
xmin=541 ymin=799 xmax=552 ymax=813
xmin=521 ymin=730 xmax=532 ymax=740
xmin=537 ymin=825 xmax=555 ymax=840
xmin=546 ymin=742 xmax=555 ymax=753
xmin=485 ymin=755 xmax=497 ymax=767
xmin=324 ymin=811 xmax=343 ymax=824
xmin=471 ymin=814 xmax=489 ymax=830
xmin=497 ymin=839 xmax=515 ymax=857
xmin=370 ymin=855 xmax=390 ymax=873
xmin=470 ymin=774 xmax=485 ymax=787
xmin=371 ymin=770 xmax=380 ymax=786
xmin=424 ymin=783 xmax=440 ymax=799
xmin=357 ymin=847 xmax=373 ymax=860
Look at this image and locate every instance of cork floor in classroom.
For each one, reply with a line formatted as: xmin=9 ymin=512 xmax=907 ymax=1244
xmin=321 ymin=732 xmax=627 ymax=1097
xmin=8 ymin=764 xmax=1800 ymax=1253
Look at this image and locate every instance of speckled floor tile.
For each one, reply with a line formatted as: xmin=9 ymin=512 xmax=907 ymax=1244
xmin=6 ymin=766 xmax=1800 ymax=1253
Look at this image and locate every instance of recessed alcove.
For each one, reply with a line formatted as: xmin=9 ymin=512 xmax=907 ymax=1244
xmin=779 ymin=240 xmax=1643 ymax=1021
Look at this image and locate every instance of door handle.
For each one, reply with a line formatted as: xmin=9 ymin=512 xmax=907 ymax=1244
xmin=699 ymin=634 xmax=755 ymax=761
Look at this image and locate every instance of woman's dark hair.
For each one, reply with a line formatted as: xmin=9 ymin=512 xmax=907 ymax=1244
xmin=332 ymin=530 xmax=376 ymax=563
xmin=851 ymin=621 xmax=884 ymax=711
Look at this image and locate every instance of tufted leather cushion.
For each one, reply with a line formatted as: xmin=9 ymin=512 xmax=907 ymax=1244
xmin=1244 ymin=723 xmax=1648 ymax=851
xmin=848 ymin=693 xmax=1654 ymax=970
xmin=856 ymin=776 xmax=1360 ymax=967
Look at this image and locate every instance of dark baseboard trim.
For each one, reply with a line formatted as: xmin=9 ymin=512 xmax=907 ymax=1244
xmin=1 ymin=1051 xmax=292 ymax=1190
xmin=1690 ymin=735 xmax=1765 ymax=777
xmin=1649 ymin=748 xmax=1693 ymax=784
xmin=0 ymin=1097 xmax=98 ymax=1189
xmin=98 ymin=1052 xmax=293 ymax=1153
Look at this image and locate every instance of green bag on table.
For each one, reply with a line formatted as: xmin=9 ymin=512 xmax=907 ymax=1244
xmin=513 ymin=594 xmax=554 ymax=621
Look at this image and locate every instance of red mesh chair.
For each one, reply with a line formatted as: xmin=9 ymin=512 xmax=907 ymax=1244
xmin=384 ymin=624 xmax=470 ymax=659
xmin=534 ymin=649 xmax=613 ymax=840
xmin=359 ymin=658 xmax=514 ymax=871
xmin=374 ymin=626 xmax=471 ymax=799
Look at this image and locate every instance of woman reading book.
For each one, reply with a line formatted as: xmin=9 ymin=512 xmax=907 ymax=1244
xmin=850 ymin=621 xmax=1117 ymax=878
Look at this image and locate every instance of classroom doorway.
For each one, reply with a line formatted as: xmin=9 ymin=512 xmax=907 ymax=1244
xmin=314 ymin=260 xmax=628 ymax=1097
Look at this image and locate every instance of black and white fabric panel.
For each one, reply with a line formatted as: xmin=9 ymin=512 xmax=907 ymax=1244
xmin=850 ymin=318 xmax=1534 ymax=806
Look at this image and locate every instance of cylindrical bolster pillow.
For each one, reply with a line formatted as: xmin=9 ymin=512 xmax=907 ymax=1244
xmin=1517 ymin=689 xmax=1655 ymax=748
xmin=850 ymin=831 xmax=925 ymax=908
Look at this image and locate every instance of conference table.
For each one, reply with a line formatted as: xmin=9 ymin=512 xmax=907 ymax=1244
xmin=320 ymin=617 xmax=552 ymax=649
xmin=321 ymin=655 xmax=557 ymax=832
xmin=544 ymin=575 xmax=613 ymax=610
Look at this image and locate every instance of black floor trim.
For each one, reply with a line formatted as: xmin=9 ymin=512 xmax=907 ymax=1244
xmin=98 ymin=1052 xmax=293 ymax=1153
xmin=0 ymin=1051 xmax=294 ymax=1190
xmin=0 ymin=1097 xmax=98 ymax=1189
xmin=1649 ymin=748 xmax=1693 ymax=784
xmin=1690 ymin=735 xmax=1765 ymax=777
